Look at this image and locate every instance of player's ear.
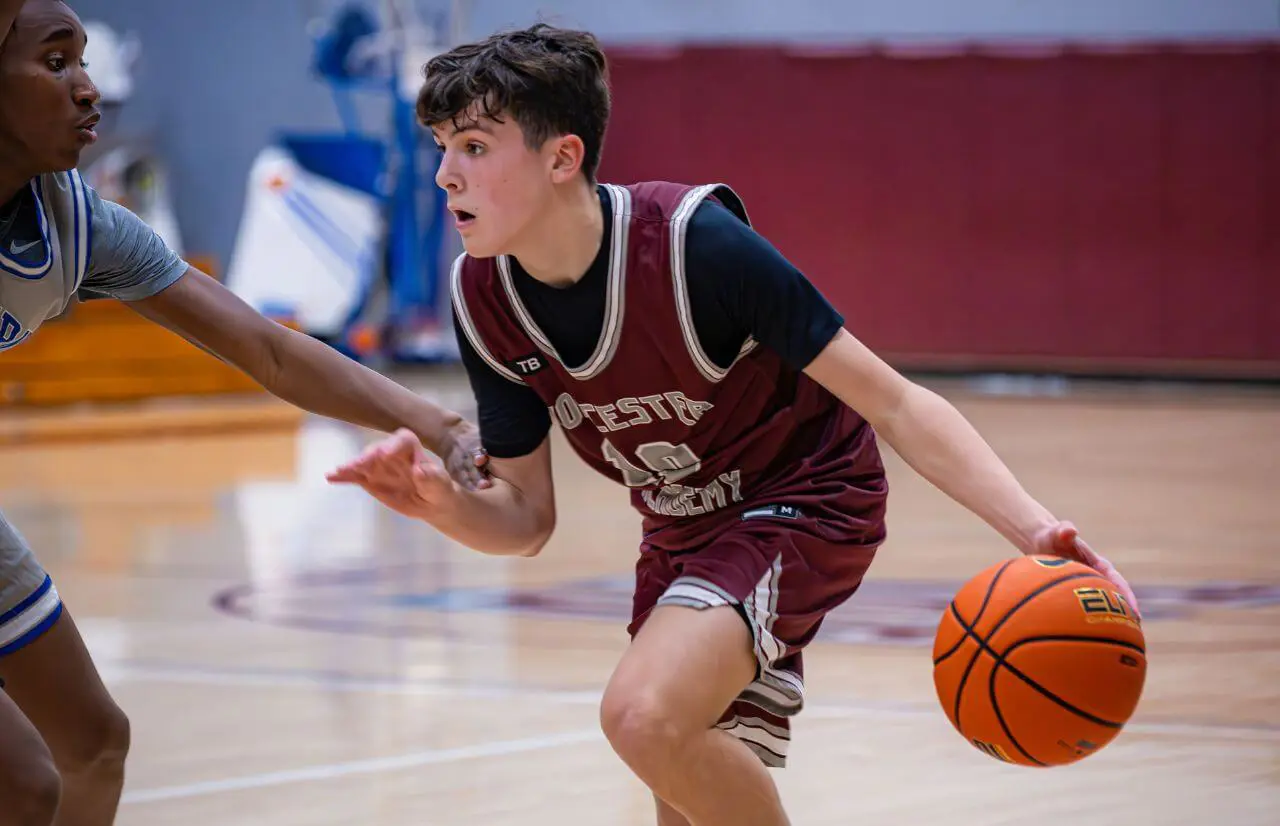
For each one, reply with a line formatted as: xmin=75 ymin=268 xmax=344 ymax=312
xmin=547 ymin=134 xmax=586 ymax=184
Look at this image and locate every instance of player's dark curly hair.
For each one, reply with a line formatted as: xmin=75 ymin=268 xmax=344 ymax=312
xmin=416 ymin=23 xmax=611 ymax=182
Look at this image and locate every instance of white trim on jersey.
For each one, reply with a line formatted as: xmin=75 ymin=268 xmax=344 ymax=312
xmin=0 ymin=180 xmax=54 ymax=280
xmin=67 ymin=170 xmax=91 ymax=290
xmin=669 ymin=184 xmax=759 ymax=384
xmin=448 ymin=253 xmax=527 ymax=385
xmin=715 ymin=715 xmax=789 ymax=767
xmin=495 ymin=185 xmax=631 ymax=382
xmin=656 ymin=557 xmax=806 ymax=723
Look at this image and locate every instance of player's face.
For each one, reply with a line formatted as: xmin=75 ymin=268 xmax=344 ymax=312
xmin=431 ymin=108 xmax=560 ymax=259
xmin=0 ymin=0 xmax=101 ymax=175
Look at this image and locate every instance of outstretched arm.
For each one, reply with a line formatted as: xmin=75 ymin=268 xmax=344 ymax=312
xmin=673 ymin=200 xmax=1138 ymax=615
xmin=804 ymin=328 xmax=1138 ymax=613
xmin=327 ymin=429 xmax=557 ymax=557
xmin=128 ymin=266 xmax=488 ymax=488
xmin=326 ymin=302 xmax=558 ymax=555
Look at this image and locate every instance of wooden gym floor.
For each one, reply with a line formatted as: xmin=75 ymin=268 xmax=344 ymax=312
xmin=2 ymin=370 xmax=1277 ymax=825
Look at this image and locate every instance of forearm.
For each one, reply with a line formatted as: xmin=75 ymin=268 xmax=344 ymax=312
xmin=876 ymin=383 xmax=1056 ymax=552
xmin=264 ymin=327 xmax=463 ymax=452
xmin=421 ymin=479 xmax=554 ymax=557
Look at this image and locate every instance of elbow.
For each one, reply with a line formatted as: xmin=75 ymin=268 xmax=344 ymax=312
xmin=864 ymin=377 xmax=922 ymax=437
xmin=519 ymin=530 xmax=554 ymax=559
xmin=518 ymin=511 xmax=556 ymax=558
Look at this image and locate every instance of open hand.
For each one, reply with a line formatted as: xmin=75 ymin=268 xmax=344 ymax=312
xmin=326 ymin=428 xmax=461 ymax=519
xmin=1030 ymin=521 xmax=1141 ymax=619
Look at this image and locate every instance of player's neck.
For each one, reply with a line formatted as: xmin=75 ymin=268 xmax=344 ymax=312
xmin=0 ymin=165 xmax=33 ymax=212
xmin=510 ymin=180 xmax=603 ymax=288
xmin=0 ymin=141 xmax=37 ymax=207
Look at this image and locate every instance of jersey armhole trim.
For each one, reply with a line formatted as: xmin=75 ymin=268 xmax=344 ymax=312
xmin=68 ymin=170 xmax=91 ymax=290
xmin=669 ymin=183 xmax=759 ymax=383
xmin=449 ymin=253 xmax=528 ymax=385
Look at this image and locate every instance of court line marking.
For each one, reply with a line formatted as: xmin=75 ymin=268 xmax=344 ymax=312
xmin=109 ymin=661 xmax=1280 ymax=744
xmin=120 ymin=727 xmax=603 ymax=805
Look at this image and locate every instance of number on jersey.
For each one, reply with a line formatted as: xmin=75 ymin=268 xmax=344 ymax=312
xmin=602 ymin=439 xmax=702 ymax=487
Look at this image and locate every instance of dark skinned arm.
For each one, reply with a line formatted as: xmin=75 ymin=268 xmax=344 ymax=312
xmin=127 ymin=266 xmax=488 ymax=488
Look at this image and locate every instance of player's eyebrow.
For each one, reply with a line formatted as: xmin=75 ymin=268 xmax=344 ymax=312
xmin=449 ymin=120 xmax=495 ymax=136
xmin=41 ymin=25 xmax=78 ymax=44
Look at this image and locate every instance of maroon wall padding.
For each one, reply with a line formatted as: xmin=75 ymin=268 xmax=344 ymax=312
xmin=598 ymin=41 xmax=1280 ymax=376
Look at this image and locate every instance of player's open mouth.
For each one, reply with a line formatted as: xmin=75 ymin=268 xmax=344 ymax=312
xmin=452 ymin=209 xmax=476 ymax=228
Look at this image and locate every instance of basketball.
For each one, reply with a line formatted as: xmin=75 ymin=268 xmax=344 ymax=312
xmin=932 ymin=555 xmax=1146 ymax=767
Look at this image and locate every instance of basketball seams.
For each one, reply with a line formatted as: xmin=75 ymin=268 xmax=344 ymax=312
xmin=980 ymin=571 xmax=1100 ymax=646
xmin=934 ymin=558 xmax=1015 ymax=666
xmin=987 ymin=662 xmax=1048 ymax=766
xmin=945 ymin=558 xmax=1018 ymax=727
xmin=992 ymin=652 xmax=1127 ymax=729
xmin=991 ymin=635 xmax=1146 ymax=731
xmin=1002 ymin=635 xmax=1146 ymax=656
xmin=945 ymin=568 xmax=1107 ymax=750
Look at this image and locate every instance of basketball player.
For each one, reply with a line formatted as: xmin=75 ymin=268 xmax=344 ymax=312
xmin=0 ymin=2 xmax=489 ymax=824
xmin=329 ymin=24 xmax=1140 ymax=826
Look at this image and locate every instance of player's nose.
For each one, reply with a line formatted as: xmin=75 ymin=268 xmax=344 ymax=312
xmin=73 ymin=72 xmax=100 ymax=108
xmin=435 ymin=150 xmax=462 ymax=192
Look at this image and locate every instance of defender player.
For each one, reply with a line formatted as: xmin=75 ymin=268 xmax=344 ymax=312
xmin=0 ymin=2 xmax=488 ymax=824
xmin=329 ymin=24 xmax=1140 ymax=826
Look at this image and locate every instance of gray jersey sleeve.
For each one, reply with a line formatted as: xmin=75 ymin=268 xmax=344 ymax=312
xmin=78 ymin=188 xmax=188 ymax=302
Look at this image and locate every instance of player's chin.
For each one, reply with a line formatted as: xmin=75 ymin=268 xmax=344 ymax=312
xmin=47 ymin=145 xmax=84 ymax=172
xmin=459 ymin=233 xmax=501 ymax=260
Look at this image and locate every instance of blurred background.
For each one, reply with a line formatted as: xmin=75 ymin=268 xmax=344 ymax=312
xmin=4 ymin=0 xmax=1276 ymax=397
xmin=0 ymin=3 xmax=1277 ymax=824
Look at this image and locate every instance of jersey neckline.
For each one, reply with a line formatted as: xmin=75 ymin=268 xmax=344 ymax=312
xmin=0 ymin=178 xmax=54 ymax=280
xmin=496 ymin=183 xmax=632 ymax=380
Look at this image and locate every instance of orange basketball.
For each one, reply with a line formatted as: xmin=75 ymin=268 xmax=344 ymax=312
xmin=932 ymin=555 xmax=1146 ymax=767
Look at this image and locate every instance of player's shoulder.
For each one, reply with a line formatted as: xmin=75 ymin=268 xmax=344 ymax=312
xmin=449 ymin=251 xmax=505 ymax=320
xmin=612 ymin=180 xmax=751 ymax=229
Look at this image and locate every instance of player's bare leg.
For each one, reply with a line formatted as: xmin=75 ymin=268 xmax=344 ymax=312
xmin=654 ymin=794 xmax=693 ymax=826
xmin=601 ymin=604 xmax=790 ymax=826
xmin=0 ymin=687 xmax=61 ymax=826
xmin=0 ymin=610 xmax=130 ymax=826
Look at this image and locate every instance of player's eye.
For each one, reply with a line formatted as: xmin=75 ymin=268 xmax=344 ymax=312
xmin=465 ymin=142 xmax=484 ymax=156
xmin=46 ymin=54 xmax=66 ymax=72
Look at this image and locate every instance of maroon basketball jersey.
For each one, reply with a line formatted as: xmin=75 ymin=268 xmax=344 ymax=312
xmin=452 ymin=181 xmax=886 ymax=550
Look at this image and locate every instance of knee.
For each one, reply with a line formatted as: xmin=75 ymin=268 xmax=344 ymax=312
xmin=59 ymin=699 xmax=130 ymax=777
xmin=599 ymin=687 xmax=688 ymax=770
xmin=4 ymin=757 xmax=62 ymax=826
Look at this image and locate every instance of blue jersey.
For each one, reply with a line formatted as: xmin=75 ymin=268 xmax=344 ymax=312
xmin=0 ymin=170 xmax=187 ymax=351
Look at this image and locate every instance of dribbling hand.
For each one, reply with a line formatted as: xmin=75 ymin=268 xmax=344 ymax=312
xmin=1030 ymin=521 xmax=1141 ymax=619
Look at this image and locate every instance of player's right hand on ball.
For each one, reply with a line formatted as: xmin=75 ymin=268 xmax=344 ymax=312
xmin=1031 ymin=521 xmax=1141 ymax=620
xmin=326 ymin=428 xmax=460 ymax=518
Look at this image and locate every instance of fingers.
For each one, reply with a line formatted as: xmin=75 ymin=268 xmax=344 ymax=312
xmin=1069 ymin=534 xmax=1142 ymax=620
xmin=445 ymin=446 xmax=493 ymax=492
xmin=325 ymin=466 xmax=362 ymax=484
xmin=327 ymin=430 xmax=428 ymax=488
